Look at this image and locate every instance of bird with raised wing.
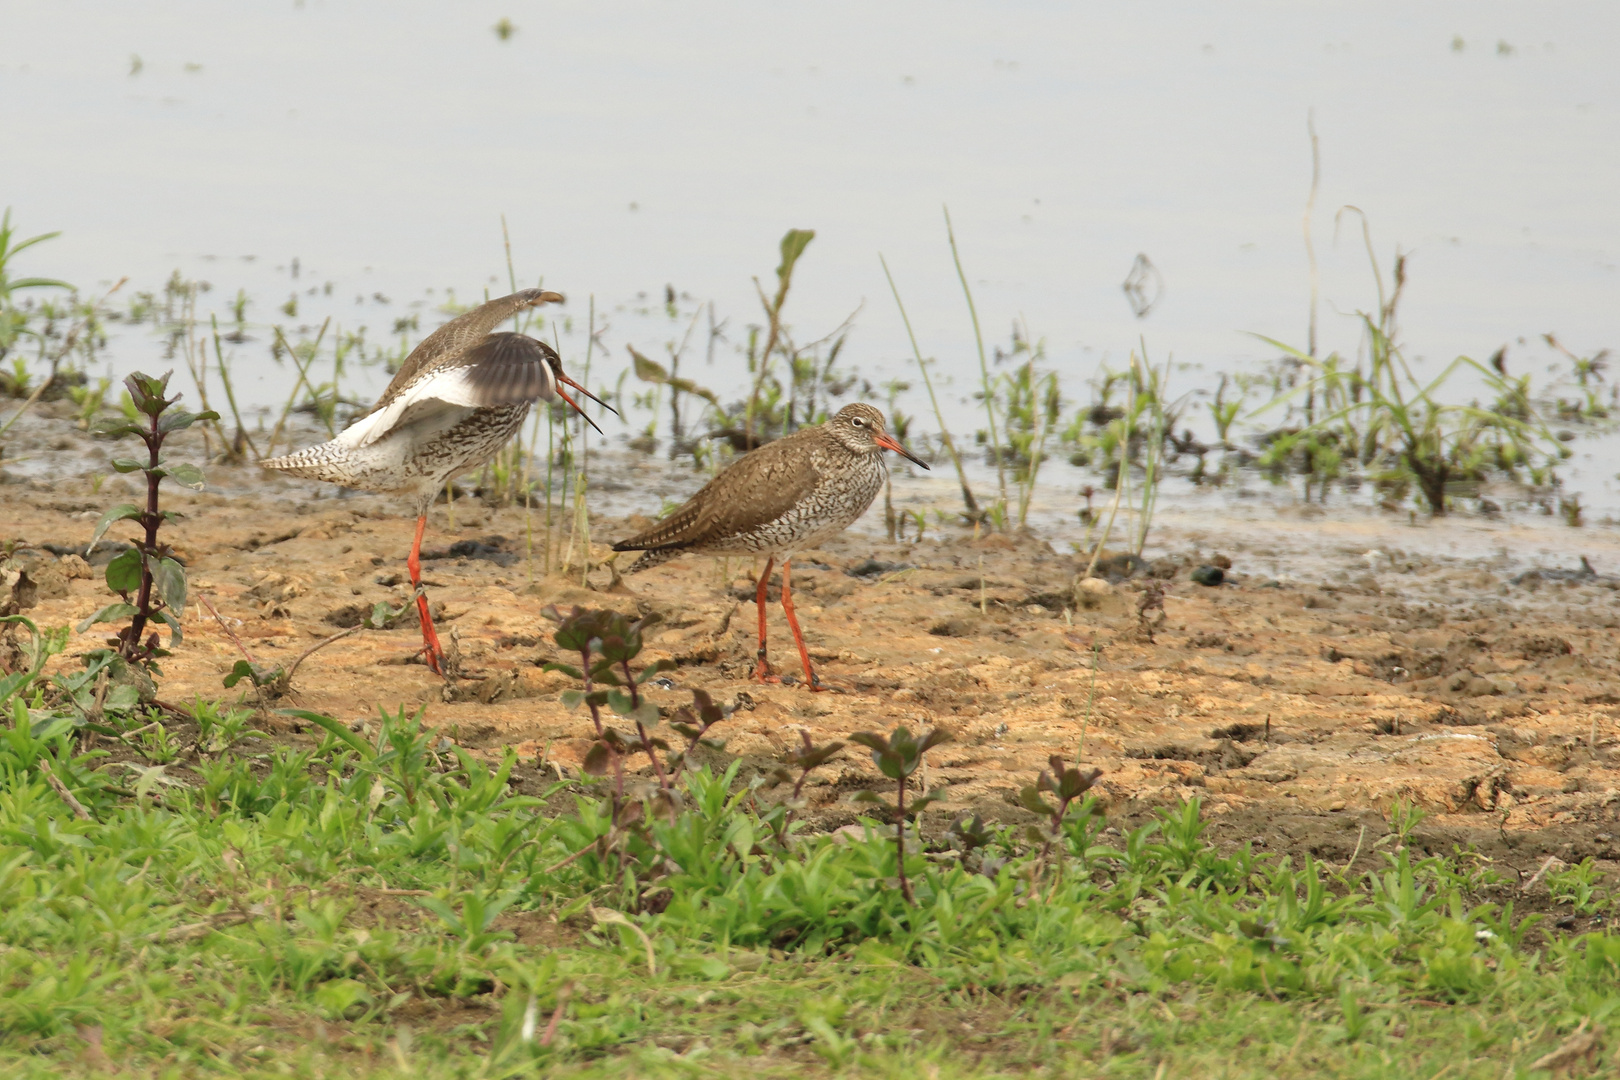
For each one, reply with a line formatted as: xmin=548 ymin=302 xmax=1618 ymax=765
xmin=262 ymin=289 xmax=613 ymax=675
xmin=612 ymin=403 xmax=927 ymax=690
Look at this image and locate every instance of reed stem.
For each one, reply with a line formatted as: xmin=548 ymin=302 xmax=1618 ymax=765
xmin=944 ymin=206 xmax=1006 ymax=517
xmin=879 ymin=254 xmax=979 ymax=519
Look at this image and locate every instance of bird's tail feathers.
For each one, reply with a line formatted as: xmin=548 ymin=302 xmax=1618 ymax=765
xmin=622 ymin=547 xmax=682 ymax=574
xmin=259 ymin=440 xmax=350 ymax=481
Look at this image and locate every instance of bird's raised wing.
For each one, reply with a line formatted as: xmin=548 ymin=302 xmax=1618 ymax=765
xmin=337 ymin=334 xmax=556 ymax=449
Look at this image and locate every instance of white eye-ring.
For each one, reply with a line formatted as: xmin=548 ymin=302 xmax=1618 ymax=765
xmin=852 ymin=416 xmax=866 ymax=426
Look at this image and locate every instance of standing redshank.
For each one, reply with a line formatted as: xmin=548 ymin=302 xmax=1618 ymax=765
xmin=612 ymin=403 xmax=927 ymax=690
xmin=262 ymin=289 xmax=613 ymax=675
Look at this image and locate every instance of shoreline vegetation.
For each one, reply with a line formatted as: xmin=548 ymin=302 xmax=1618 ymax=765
xmin=1 ymin=206 xmax=1618 ymax=1076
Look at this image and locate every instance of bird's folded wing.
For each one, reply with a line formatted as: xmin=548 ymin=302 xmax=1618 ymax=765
xmin=614 ymin=439 xmax=820 ymax=551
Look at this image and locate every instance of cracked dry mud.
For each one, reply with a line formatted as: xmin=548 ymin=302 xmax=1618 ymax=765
xmin=5 ymin=407 xmax=1620 ymax=879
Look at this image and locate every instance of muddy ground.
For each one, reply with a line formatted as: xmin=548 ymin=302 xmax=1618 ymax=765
xmin=5 ymin=400 xmax=1620 ymax=887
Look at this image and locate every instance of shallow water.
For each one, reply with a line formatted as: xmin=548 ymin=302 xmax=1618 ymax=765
xmin=4 ymin=1 xmax=1618 ymax=511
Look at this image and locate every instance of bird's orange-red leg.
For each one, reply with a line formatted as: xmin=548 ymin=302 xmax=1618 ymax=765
xmin=407 ymin=513 xmax=445 ymax=675
xmin=752 ymin=555 xmax=775 ymax=682
xmin=777 ymin=558 xmax=824 ymax=691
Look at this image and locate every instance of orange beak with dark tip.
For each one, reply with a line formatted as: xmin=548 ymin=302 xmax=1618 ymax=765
xmin=552 ymin=371 xmax=618 ymax=435
xmin=557 ymin=371 xmax=618 ymax=416
xmin=554 ymin=386 xmax=604 ymax=434
xmin=874 ymin=432 xmax=930 ymax=470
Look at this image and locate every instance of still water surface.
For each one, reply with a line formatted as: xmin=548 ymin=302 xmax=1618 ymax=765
xmin=4 ymin=1 xmax=1617 ymax=513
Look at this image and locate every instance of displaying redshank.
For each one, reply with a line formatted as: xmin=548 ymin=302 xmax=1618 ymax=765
xmin=613 ymin=403 xmax=927 ymax=690
xmin=262 ymin=289 xmax=613 ymax=674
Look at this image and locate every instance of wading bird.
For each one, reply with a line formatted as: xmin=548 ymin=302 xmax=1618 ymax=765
xmin=263 ymin=289 xmax=612 ymax=674
xmin=613 ymin=403 xmax=927 ymax=690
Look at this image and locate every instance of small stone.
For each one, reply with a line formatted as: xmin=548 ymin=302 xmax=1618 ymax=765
xmin=1329 ymin=799 xmax=1346 ymax=812
xmin=58 ymin=553 xmax=93 ymax=580
xmin=1190 ymin=565 xmax=1225 ymax=587
xmin=1077 ymin=577 xmax=1113 ymax=596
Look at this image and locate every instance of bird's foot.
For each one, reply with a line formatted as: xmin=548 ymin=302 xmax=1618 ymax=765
xmin=421 ymin=641 xmax=446 ymax=677
xmin=797 ymin=671 xmax=843 ymax=694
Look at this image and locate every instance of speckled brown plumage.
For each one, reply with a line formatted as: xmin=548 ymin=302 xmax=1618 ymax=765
xmin=614 ymin=403 xmax=927 ymax=689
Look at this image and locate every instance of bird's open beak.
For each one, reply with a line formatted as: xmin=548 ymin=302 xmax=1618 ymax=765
xmin=874 ymin=432 xmax=930 ymax=470
xmin=553 ymin=371 xmax=617 ymax=435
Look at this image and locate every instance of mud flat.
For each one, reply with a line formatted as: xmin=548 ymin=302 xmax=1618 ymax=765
xmin=6 ymin=401 xmax=1620 ymax=877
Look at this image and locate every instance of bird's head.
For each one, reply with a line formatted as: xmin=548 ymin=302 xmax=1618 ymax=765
xmin=537 ymin=340 xmax=618 ymax=434
xmin=828 ymin=403 xmax=929 ymax=469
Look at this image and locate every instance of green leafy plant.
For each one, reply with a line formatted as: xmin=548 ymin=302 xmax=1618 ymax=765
xmin=0 ymin=207 xmax=71 ymax=361
xmin=541 ymin=606 xmax=736 ymax=900
xmin=762 ymin=729 xmax=846 ymax=846
xmin=745 ymin=228 xmax=815 ymax=446
xmin=847 ymin=725 xmax=951 ymax=905
xmin=946 ymin=207 xmax=1008 ymax=521
xmin=78 ymin=371 xmax=216 ymax=672
xmin=1017 ymin=753 xmax=1102 ymax=886
xmin=1253 ymin=229 xmax=1567 ymax=514
xmin=993 ymin=323 xmax=1061 ymax=528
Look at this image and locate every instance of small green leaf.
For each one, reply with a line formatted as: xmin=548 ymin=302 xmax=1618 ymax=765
xmin=280 ymin=709 xmax=373 ymax=759
xmin=224 ymin=658 xmax=282 ymax=687
xmin=560 ymin=689 xmax=585 ymax=710
xmin=153 ymin=609 xmax=183 ymax=647
xmin=775 ymin=229 xmax=816 ymax=290
xmin=541 ymin=662 xmax=583 ymax=680
xmin=158 ymin=408 xmax=218 ymax=434
xmin=109 ymin=458 xmax=145 ymax=473
xmin=629 ymin=347 xmax=671 ymax=384
xmin=606 ymin=689 xmax=635 ymax=716
xmin=154 ymin=557 xmax=187 ymax=612
xmin=90 ymin=420 xmax=143 ymax=439
xmin=166 ymin=462 xmax=206 ymax=489
xmin=103 ymin=549 xmax=143 ymax=594
xmin=76 ymin=602 xmax=138 ymax=632
xmin=692 ymin=688 xmax=724 ymax=725
xmin=362 ymin=601 xmax=404 ymax=629
xmin=1018 ymin=786 xmax=1053 ymax=816
xmin=582 ymin=741 xmax=612 ymax=776
xmin=636 ymin=658 xmax=677 ymax=684
xmin=632 ymin=700 xmax=660 ymax=729
xmin=90 ymin=504 xmax=143 ymax=545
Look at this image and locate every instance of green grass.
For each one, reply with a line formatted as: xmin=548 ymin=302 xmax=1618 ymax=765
xmin=1 ymin=676 xmax=1618 ymax=1078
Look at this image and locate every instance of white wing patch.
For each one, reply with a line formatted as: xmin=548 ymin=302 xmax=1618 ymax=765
xmin=336 ymin=368 xmax=485 ymax=449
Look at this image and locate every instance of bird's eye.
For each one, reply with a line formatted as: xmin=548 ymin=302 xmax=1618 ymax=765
xmin=852 ymin=417 xmax=865 ymax=426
